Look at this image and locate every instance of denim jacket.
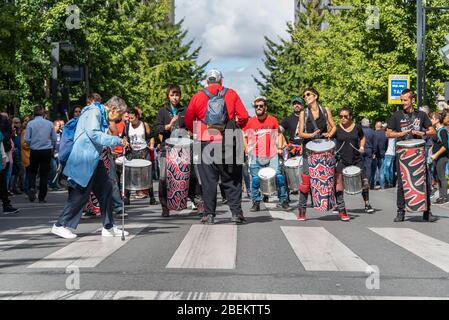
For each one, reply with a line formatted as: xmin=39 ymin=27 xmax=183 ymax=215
xmin=63 ymin=103 xmax=121 ymax=187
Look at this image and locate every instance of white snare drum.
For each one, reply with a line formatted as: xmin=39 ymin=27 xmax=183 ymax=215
xmin=342 ymin=165 xmax=362 ymax=195
xmin=258 ymin=167 xmax=276 ymax=195
xmin=124 ymin=159 xmax=152 ymax=191
xmin=284 ymin=157 xmax=303 ymax=190
xmin=306 ymin=139 xmax=336 ymax=154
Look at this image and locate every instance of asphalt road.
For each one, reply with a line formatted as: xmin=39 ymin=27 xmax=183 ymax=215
xmin=1 ymin=183 xmax=449 ymax=300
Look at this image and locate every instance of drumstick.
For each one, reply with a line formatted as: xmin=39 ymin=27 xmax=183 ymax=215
xmin=121 ymin=149 xmax=126 ymax=241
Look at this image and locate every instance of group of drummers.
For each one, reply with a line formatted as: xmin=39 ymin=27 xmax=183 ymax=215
xmin=117 ymin=69 xmax=441 ymax=225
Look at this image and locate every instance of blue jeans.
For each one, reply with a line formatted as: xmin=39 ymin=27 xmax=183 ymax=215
xmin=249 ymin=155 xmax=287 ymax=203
xmin=380 ymin=155 xmax=395 ymax=188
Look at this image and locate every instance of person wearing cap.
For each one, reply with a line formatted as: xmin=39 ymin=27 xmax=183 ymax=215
xmin=244 ymin=96 xmax=289 ymax=212
xmin=185 ymin=69 xmax=249 ymax=224
xmin=280 ymin=97 xmax=305 ymax=157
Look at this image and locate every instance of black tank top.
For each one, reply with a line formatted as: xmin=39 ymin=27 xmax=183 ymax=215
xmin=303 ymin=107 xmax=328 ymax=147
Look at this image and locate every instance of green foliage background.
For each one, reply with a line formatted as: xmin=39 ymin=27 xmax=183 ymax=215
xmin=0 ymin=0 xmax=206 ymax=122
xmin=256 ymin=0 xmax=449 ymax=123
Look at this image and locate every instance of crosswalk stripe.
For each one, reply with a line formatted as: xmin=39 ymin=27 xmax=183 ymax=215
xmin=0 ymin=226 xmax=51 ymax=252
xmin=1 ymin=290 xmax=448 ymax=300
xmin=166 ymin=225 xmax=237 ymax=269
xmin=281 ymin=226 xmax=370 ymax=272
xmin=369 ymin=228 xmax=449 ymax=273
xmin=264 ymin=203 xmax=297 ymax=220
xmin=27 ymin=223 xmax=149 ymax=269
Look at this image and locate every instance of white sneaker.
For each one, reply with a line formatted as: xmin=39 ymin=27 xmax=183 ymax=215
xmin=101 ymin=225 xmax=129 ymax=237
xmin=51 ymin=224 xmax=77 ymax=239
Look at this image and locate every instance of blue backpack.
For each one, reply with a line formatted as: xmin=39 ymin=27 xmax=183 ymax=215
xmin=203 ymin=88 xmax=228 ymax=131
xmin=58 ymin=117 xmax=79 ymax=165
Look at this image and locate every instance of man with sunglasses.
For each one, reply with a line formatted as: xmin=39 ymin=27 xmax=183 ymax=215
xmin=386 ymin=89 xmax=437 ymax=222
xmin=245 ymin=96 xmax=289 ymax=211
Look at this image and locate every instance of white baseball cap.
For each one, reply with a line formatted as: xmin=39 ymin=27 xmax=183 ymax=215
xmin=206 ymin=69 xmax=223 ymax=83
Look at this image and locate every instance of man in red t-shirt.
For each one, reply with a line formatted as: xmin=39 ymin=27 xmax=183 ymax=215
xmin=185 ymin=69 xmax=249 ymax=224
xmin=244 ymin=96 xmax=288 ymax=212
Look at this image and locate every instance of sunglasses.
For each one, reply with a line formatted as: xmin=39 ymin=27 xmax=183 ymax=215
xmin=303 ymin=92 xmax=314 ymax=98
xmin=255 ymin=104 xmax=266 ymax=109
xmin=339 ymin=114 xmax=350 ymax=119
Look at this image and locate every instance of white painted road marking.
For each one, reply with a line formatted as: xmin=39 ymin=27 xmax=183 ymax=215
xmin=166 ymin=225 xmax=237 ymax=269
xmin=281 ymin=226 xmax=370 ymax=272
xmin=0 ymin=290 xmax=448 ymax=300
xmin=0 ymin=226 xmax=51 ymax=252
xmin=370 ymin=228 xmax=449 ymax=273
xmin=28 ymin=223 xmax=148 ymax=269
xmin=264 ymin=203 xmax=298 ymax=220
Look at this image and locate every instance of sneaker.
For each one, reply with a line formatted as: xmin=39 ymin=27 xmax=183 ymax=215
xmin=201 ymin=214 xmax=214 ymax=225
xmin=3 ymin=205 xmax=19 ymax=214
xmin=250 ymin=202 xmax=260 ymax=212
xmin=191 ymin=202 xmax=198 ymax=211
xmin=82 ymin=212 xmax=98 ymax=219
xmin=162 ymin=207 xmax=170 ymax=217
xmin=51 ymin=224 xmax=77 ymax=239
xmin=423 ymin=211 xmax=438 ymax=222
xmin=102 ymin=225 xmax=130 ymax=237
xmin=338 ymin=210 xmax=350 ymax=221
xmin=149 ymin=198 xmax=157 ymax=205
xmin=364 ymin=204 xmax=375 ymax=214
xmin=263 ymin=195 xmax=269 ymax=203
xmin=115 ymin=211 xmax=128 ymax=218
xmin=435 ymin=197 xmax=449 ymax=204
xmin=231 ymin=214 xmax=247 ymax=224
xmin=297 ymin=208 xmax=306 ymax=221
xmin=124 ymin=197 xmax=130 ymax=206
xmin=332 ymin=206 xmax=339 ymax=214
xmin=394 ymin=210 xmax=405 ymax=222
xmin=28 ymin=189 xmax=36 ymax=202
xmin=281 ymin=202 xmax=290 ymax=210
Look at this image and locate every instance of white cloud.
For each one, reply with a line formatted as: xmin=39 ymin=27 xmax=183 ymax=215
xmin=176 ymin=0 xmax=293 ymax=111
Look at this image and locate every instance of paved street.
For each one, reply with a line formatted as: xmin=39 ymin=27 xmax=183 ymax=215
xmin=1 ymin=184 xmax=449 ymax=300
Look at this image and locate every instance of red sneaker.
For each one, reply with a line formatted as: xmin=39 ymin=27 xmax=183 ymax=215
xmin=339 ymin=210 xmax=350 ymax=221
xmin=298 ymin=208 xmax=306 ymax=221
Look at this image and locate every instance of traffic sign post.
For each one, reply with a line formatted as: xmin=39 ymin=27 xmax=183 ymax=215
xmin=388 ymin=75 xmax=410 ymax=105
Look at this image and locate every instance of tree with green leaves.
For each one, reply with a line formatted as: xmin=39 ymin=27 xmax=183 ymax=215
xmin=257 ymin=0 xmax=449 ymax=122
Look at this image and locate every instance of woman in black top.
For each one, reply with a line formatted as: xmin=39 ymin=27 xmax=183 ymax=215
xmin=334 ymin=107 xmax=374 ymax=219
xmin=430 ymin=112 xmax=449 ymax=203
xmin=297 ymin=87 xmax=336 ymax=221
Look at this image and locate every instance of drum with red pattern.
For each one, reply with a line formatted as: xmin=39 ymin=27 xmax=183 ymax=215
xmin=166 ymin=138 xmax=192 ymax=211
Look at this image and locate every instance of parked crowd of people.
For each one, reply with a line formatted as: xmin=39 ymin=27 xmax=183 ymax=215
xmin=1 ymin=69 xmax=448 ymax=238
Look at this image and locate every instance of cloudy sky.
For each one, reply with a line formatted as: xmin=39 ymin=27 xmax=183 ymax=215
xmin=176 ymin=0 xmax=294 ymax=115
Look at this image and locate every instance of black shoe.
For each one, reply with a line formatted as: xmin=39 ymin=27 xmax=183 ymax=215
xmin=124 ymin=197 xmax=130 ymax=206
xmin=28 ymin=189 xmax=36 ymax=202
xmin=250 ymin=202 xmax=260 ymax=212
xmin=423 ymin=211 xmax=438 ymax=222
xmin=263 ymin=195 xmax=269 ymax=203
xmin=39 ymin=199 xmax=47 ymax=204
xmin=3 ymin=205 xmax=19 ymax=215
xmin=365 ymin=204 xmax=374 ymax=214
xmin=231 ymin=214 xmax=247 ymax=224
xmin=149 ymin=198 xmax=157 ymax=205
xmin=162 ymin=207 xmax=170 ymax=217
xmin=394 ymin=210 xmax=405 ymax=222
xmin=281 ymin=202 xmax=290 ymax=210
xmin=435 ymin=197 xmax=449 ymax=204
xmin=81 ymin=212 xmax=97 ymax=219
xmin=291 ymin=190 xmax=299 ymax=195
xmin=12 ymin=190 xmax=22 ymax=195
xmin=201 ymin=214 xmax=214 ymax=225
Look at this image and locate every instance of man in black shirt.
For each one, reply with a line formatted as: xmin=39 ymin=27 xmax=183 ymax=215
xmin=280 ymin=97 xmax=305 ymax=149
xmin=386 ymin=89 xmax=437 ymax=222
